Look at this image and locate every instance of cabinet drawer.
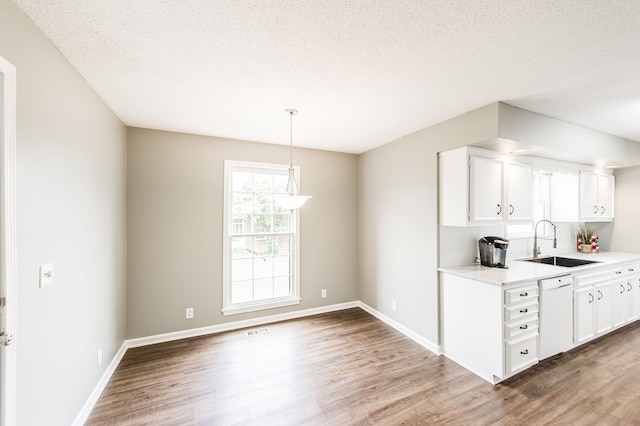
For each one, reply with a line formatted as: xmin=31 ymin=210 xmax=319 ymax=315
xmin=505 ymin=301 xmax=539 ymax=322
xmin=505 ymin=317 xmax=539 ymax=339
xmin=575 ymin=269 xmax=610 ymax=287
xmin=506 ymin=333 xmax=538 ymax=375
xmin=505 ymin=284 xmax=538 ymax=305
xmin=612 ymin=265 xmax=640 ymax=279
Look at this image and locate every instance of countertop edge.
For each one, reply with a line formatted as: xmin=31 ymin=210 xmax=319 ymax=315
xmin=438 ymin=251 xmax=640 ymax=286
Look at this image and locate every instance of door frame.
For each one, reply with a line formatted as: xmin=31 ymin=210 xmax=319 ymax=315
xmin=0 ymin=54 xmax=17 ymax=426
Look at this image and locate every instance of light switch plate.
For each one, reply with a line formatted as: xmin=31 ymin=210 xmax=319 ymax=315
xmin=39 ymin=263 xmax=54 ymax=288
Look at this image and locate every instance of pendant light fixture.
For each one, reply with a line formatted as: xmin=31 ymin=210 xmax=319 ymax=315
xmin=276 ymin=108 xmax=311 ymax=210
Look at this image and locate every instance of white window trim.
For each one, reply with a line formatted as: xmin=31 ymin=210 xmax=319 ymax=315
xmin=222 ymin=160 xmax=302 ymax=316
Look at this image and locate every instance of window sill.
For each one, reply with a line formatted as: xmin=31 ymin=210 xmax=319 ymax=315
xmin=222 ymin=297 xmax=301 ymax=316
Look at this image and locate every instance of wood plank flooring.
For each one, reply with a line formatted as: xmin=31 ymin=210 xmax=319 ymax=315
xmin=86 ymin=308 xmax=640 ymax=425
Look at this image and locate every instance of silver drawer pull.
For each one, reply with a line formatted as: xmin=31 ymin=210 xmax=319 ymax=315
xmin=616 ymin=271 xmax=623 ymax=275
xmin=520 ymin=349 xmax=529 ymax=355
xmin=519 ymin=308 xmax=528 ymax=313
xmin=519 ymin=292 xmax=528 ymax=297
xmin=519 ymin=325 xmax=528 ymax=330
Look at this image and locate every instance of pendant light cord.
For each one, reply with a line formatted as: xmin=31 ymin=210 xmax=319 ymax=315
xmin=289 ymin=110 xmax=294 ymax=167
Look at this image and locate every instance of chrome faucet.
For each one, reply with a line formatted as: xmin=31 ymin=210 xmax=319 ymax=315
xmin=533 ymin=219 xmax=557 ymax=258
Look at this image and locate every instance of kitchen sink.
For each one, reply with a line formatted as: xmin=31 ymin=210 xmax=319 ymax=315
xmin=521 ymin=256 xmax=602 ymax=267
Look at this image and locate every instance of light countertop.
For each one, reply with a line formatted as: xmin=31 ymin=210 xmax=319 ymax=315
xmin=438 ymin=251 xmax=640 ymax=286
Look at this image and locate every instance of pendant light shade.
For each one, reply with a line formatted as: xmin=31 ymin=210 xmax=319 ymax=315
xmin=276 ymin=109 xmax=311 ymax=210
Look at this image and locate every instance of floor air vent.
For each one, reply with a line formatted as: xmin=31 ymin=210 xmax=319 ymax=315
xmin=246 ymin=327 xmax=270 ymax=336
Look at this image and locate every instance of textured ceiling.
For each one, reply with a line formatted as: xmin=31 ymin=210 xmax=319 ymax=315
xmin=12 ymin=0 xmax=640 ymax=153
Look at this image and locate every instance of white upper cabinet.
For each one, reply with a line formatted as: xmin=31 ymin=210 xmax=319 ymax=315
xmin=440 ymin=147 xmax=533 ymax=226
xmin=506 ymin=162 xmax=534 ymax=222
xmin=579 ymin=171 xmax=614 ymax=222
xmin=469 ymin=155 xmax=503 ymax=223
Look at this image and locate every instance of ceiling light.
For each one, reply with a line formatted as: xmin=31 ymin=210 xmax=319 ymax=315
xmin=276 ymin=109 xmax=311 ymax=210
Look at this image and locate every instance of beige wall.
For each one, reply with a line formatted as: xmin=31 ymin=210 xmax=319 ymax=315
xmin=126 ymin=128 xmax=358 ymax=338
xmin=0 ymin=1 xmax=128 ymax=425
xmin=358 ymin=104 xmax=500 ymax=344
xmin=610 ymin=166 xmax=640 ymax=254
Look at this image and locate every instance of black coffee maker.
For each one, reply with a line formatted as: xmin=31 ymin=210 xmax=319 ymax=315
xmin=478 ymin=236 xmax=509 ymax=268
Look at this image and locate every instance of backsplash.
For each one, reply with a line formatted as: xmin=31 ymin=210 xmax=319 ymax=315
xmin=439 ymin=222 xmax=614 ymax=268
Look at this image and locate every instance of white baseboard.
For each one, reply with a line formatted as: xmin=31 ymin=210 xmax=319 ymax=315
xmin=72 ymin=341 xmax=128 ymax=426
xmin=126 ymin=301 xmax=360 ymax=348
xmin=73 ymin=300 xmax=439 ymax=424
xmin=357 ymin=301 xmax=440 ymax=355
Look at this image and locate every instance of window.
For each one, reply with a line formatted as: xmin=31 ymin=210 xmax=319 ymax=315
xmin=222 ymin=160 xmax=301 ymax=315
xmin=505 ymin=170 xmax=553 ymax=239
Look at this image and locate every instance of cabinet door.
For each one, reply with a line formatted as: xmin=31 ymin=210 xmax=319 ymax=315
xmin=594 ymin=282 xmax=612 ymax=335
xmin=574 ymin=287 xmax=595 ymax=344
xmin=579 ymin=171 xmax=599 ymax=219
xmin=506 ymin=162 xmax=533 ymax=221
xmin=469 ymin=156 xmax=503 ymax=223
xmin=598 ymin=174 xmax=614 ymax=219
xmin=611 ymin=281 xmax=629 ymax=328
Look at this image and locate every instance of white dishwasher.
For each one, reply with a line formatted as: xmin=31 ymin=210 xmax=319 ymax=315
xmin=539 ymin=275 xmax=574 ymax=360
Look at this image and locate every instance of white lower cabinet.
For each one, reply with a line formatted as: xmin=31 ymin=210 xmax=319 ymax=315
xmin=611 ymin=265 xmax=640 ymax=327
xmin=441 ymin=273 xmax=539 ymax=384
xmin=574 ymin=264 xmax=640 ymax=346
xmin=574 ymin=269 xmax=612 ymax=344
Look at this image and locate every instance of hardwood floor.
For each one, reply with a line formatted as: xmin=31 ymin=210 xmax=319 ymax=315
xmin=86 ymin=308 xmax=640 ymax=425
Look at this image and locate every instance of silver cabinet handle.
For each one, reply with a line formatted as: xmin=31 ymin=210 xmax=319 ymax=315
xmin=601 ymin=206 xmax=605 ymax=214
xmin=519 ymin=308 xmax=528 ymax=313
xmin=598 ymin=290 xmax=603 ymax=300
xmin=496 ymin=204 xmax=502 ymax=215
xmin=519 ymin=324 xmax=529 ymax=330
xmin=593 ymin=205 xmax=598 ymax=214
xmin=589 ymin=293 xmax=594 ymax=303
xmin=520 ymin=349 xmax=529 ymax=355
xmin=509 ymin=204 xmax=514 ymax=215
xmin=520 ymin=292 xmax=528 ymax=297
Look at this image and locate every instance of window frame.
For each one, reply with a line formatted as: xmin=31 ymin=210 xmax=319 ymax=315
xmin=222 ymin=160 xmax=302 ymax=315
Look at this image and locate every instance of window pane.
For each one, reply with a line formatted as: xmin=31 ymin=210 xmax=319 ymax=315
xmin=232 ymin=172 xmax=253 ymax=192
xmin=253 ymin=215 xmax=271 ymax=233
xmin=273 ymin=214 xmax=290 ymax=232
xmin=253 ymin=256 xmax=273 ymax=279
xmin=254 ymin=192 xmax=271 ymax=214
xmin=232 ymin=280 xmax=253 ymax=304
xmin=232 ymin=258 xmax=253 ymax=281
xmin=275 ymin=235 xmax=292 ymax=255
xmin=254 ymin=278 xmax=273 ymax=300
xmin=232 ymin=236 xmax=254 ymax=258
xmin=233 ymin=193 xmax=253 ymax=214
xmin=254 ymin=173 xmax=272 ymax=193
xmin=274 ymin=276 xmax=291 ymax=297
xmin=274 ymin=255 xmax=291 ymax=276
xmin=273 ymin=174 xmax=288 ymax=194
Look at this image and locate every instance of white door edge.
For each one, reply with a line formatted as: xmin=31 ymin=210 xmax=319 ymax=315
xmin=0 ymin=54 xmax=18 ymax=426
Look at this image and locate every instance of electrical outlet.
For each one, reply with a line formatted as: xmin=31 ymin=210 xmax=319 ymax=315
xmin=97 ymin=349 xmax=102 ymax=367
xmin=392 ymin=301 xmax=397 ymax=312
xmin=321 ymin=289 xmax=327 ymax=298
xmin=186 ymin=308 xmax=194 ymax=319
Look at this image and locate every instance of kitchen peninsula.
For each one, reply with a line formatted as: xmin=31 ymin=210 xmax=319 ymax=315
xmin=439 ymin=251 xmax=640 ymax=384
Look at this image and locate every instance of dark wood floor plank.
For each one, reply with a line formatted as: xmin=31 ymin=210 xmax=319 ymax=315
xmin=86 ymin=308 xmax=640 ymax=425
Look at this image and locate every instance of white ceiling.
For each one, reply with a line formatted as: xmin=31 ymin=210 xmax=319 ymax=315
xmin=13 ymin=0 xmax=640 ymax=154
